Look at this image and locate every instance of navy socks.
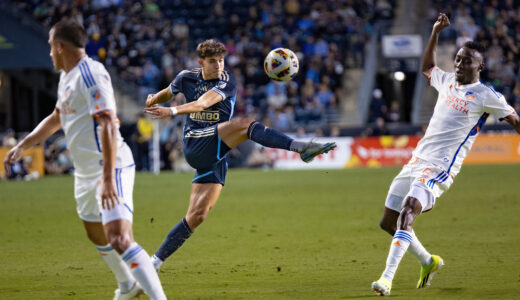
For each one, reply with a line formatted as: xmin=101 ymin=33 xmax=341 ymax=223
xmin=247 ymin=121 xmax=293 ymax=150
xmin=155 ymin=217 xmax=192 ymax=261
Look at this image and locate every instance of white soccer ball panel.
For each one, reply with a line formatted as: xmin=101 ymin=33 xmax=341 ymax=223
xmin=264 ymin=48 xmax=299 ymax=82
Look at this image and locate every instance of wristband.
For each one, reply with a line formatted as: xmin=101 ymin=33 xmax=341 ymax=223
xmin=170 ymin=107 xmax=178 ymax=116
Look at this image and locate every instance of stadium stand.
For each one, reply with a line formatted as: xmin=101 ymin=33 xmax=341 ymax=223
xmin=10 ymin=0 xmax=392 ymax=130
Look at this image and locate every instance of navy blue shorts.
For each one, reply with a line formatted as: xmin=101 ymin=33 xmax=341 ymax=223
xmin=183 ymin=124 xmax=231 ymax=185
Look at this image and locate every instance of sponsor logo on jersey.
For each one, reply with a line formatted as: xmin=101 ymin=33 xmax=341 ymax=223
xmin=464 ymin=91 xmax=475 ymax=100
xmin=439 ymin=93 xmax=470 ymax=115
xmin=189 ymin=110 xmax=220 ymax=122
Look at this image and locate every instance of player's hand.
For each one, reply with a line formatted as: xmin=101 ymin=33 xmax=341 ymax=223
xmin=3 ymin=145 xmax=23 ymax=177
xmin=433 ymin=13 xmax=450 ymax=33
xmin=144 ymin=106 xmax=174 ymax=119
xmin=145 ymin=94 xmax=156 ymax=107
xmin=100 ymin=178 xmax=119 ymax=210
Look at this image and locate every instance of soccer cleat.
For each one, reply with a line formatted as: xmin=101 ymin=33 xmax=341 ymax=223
xmin=113 ymin=281 xmax=144 ymax=300
xmin=151 ymin=255 xmax=162 ymax=272
xmin=300 ymin=141 xmax=337 ymax=163
xmin=371 ymin=277 xmax=392 ymax=296
xmin=417 ymin=255 xmax=444 ymax=288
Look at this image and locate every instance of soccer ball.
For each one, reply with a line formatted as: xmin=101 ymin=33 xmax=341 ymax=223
xmin=264 ymin=48 xmax=299 ymax=82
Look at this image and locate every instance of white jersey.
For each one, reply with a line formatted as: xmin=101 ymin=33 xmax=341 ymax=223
xmin=56 ymin=56 xmax=133 ymax=178
xmin=414 ymin=66 xmax=516 ymax=176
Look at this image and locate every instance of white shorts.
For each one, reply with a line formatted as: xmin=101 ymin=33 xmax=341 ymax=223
xmin=385 ymin=157 xmax=454 ymax=213
xmin=74 ymin=166 xmax=135 ymax=224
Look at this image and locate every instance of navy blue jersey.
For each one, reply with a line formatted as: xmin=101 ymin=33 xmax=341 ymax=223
xmin=169 ymin=68 xmax=237 ymax=135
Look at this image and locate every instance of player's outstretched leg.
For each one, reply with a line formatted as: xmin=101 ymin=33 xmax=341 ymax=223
xmin=246 ymin=121 xmax=336 ymax=162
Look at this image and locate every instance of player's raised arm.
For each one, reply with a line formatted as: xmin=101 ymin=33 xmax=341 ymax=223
xmin=4 ymin=109 xmax=61 ymax=168
xmin=422 ymin=13 xmax=450 ymax=77
xmin=144 ymin=89 xmax=223 ymax=119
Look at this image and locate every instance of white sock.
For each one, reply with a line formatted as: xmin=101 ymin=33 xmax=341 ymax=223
xmin=96 ymin=244 xmax=135 ymax=293
xmin=151 ymin=254 xmax=164 ymax=270
xmin=122 ymin=243 xmax=167 ymax=300
xmin=408 ymin=230 xmax=432 ymax=266
xmin=381 ymin=230 xmax=413 ymax=281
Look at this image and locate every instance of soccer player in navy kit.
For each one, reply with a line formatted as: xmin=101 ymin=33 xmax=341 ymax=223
xmin=144 ymin=39 xmax=336 ymax=270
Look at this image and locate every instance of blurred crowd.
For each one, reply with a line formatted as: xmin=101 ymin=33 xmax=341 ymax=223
xmin=9 ymin=0 xmax=395 ymax=172
xmin=1 ymin=128 xmax=73 ymax=180
xmin=13 ymin=0 xmax=394 ymax=131
xmin=431 ymin=0 xmax=520 ymax=112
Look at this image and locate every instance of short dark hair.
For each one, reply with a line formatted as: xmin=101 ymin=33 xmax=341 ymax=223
xmin=51 ymin=18 xmax=87 ymax=48
xmin=196 ymin=39 xmax=227 ymax=59
xmin=462 ymin=41 xmax=485 ymax=56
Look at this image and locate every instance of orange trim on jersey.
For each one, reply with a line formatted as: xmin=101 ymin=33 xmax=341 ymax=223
xmin=92 ymin=109 xmax=113 ymax=118
xmin=426 ymin=66 xmax=436 ymax=79
xmin=499 ymin=112 xmax=518 ymax=122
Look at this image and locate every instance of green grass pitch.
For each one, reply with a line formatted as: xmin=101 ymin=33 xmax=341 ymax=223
xmin=1 ymin=164 xmax=519 ymax=299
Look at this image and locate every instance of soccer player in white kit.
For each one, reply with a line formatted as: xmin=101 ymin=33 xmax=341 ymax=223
xmin=371 ymin=13 xmax=520 ymax=296
xmin=3 ymin=19 xmax=166 ymax=300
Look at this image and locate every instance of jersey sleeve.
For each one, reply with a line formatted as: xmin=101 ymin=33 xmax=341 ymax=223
xmin=426 ymin=66 xmax=449 ymax=91
xmin=78 ymin=62 xmax=116 ymax=116
xmin=482 ymin=86 xmax=517 ymax=119
xmin=169 ymin=71 xmax=184 ymax=95
xmin=211 ymin=71 xmax=237 ymax=100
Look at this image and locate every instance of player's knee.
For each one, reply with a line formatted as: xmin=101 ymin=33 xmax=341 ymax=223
xmin=403 ymin=196 xmax=422 ymax=213
xmin=235 ymin=117 xmax=253 ymax=131
xmin=186 ymin=209 xmax=208 ymax=229
xmin=107 ymin=233 xmax=133 ymax=254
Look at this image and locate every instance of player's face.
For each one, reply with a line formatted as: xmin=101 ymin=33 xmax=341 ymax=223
xmin=48 ymin=29 xmax=63 ymax=71
xmin=454 ymin=47 xmax=483 ymax=84
xmin=199 ymin=55 xmax=224 ymax=80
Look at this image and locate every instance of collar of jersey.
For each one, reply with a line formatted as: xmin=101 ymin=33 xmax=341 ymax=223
xmin=65 ymin=55 xmax=89 ymax=76
xmin=455 ymin=81 xmax=480 ymax=89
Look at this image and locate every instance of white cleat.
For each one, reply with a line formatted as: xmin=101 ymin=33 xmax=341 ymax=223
xmin=371 ymin=277 xmax=391 ymax=296
xmin=113 ymin=281 xmax=144 ymax=300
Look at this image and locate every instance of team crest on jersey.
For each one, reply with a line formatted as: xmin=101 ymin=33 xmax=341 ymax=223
xmin=91 ymin=89 xmax=101 ymax=100
xmin=65 ymin=86 xmax=72 ymax=99
xmin=217 ymin=81 xmax=227 ymax=90
xmin=464 ymin=91 xmax=475 ymax=100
